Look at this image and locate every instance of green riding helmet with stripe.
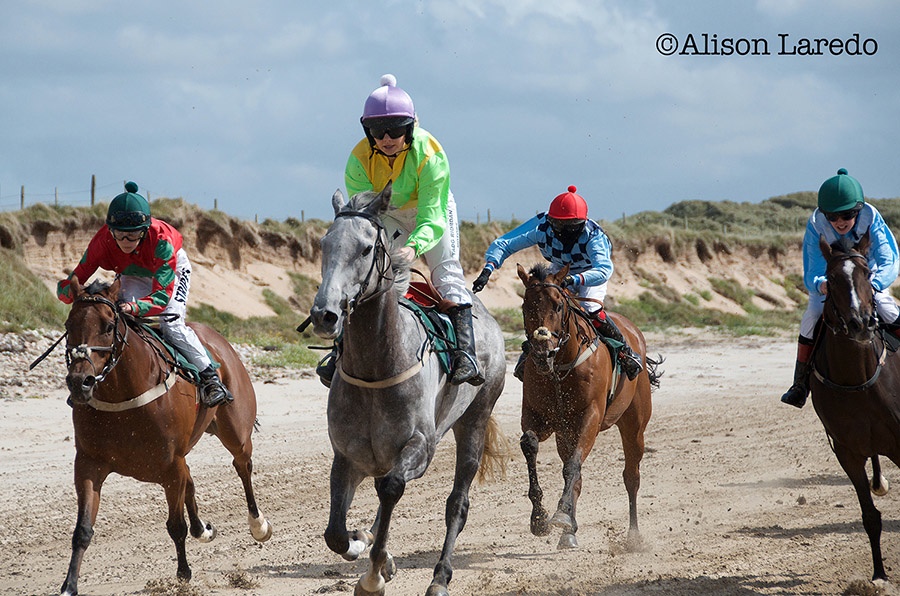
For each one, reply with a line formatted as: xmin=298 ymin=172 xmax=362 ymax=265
xmin=818 ymin=168 xmax=864 ymax=214
xmin=106 ymin=181 xmax=151 ymax=231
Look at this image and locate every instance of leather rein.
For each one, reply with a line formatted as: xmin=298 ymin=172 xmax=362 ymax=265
xmin=523 ymin=281 xmax=602 ymax=381
xmin=331 ymin=209 xmax=432 ymax=389
xmin=814 ymin=252 xmax=886 ymax=392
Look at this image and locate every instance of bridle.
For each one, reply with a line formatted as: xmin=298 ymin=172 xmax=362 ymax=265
xmin=65 ymin=294 xmax=130 ymax=384
xmin=334 ymin=210 xmax=394 ymax=316
xmin=815 ymin=251 xmax=884 ymax=392
xmin=523 ymin=281 xmax=600 ymax=380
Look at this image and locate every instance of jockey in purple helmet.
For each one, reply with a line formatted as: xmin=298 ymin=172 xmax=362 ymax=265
xmin=315 ymin=74 xmax=483 ymax=388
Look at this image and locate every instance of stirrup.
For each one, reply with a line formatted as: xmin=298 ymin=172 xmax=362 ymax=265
xmin=316 ymin=352 xmax=337 ymax=388
xmin=450 ymin=353 xmax=485 ymax=386
xmin=200 ymin=379 xmax=233 ymax=407
xmin=619 ymin=350 xmax=643 ymax=381
xmin=780 ymin=385 xmax=807 ymax=409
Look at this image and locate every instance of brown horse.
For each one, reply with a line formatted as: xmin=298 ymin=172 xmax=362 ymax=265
xmin=517 ymin=263 xmax=658 ymax=549
xmin=59 ymin=278 xmax=271 ymax=596
xmin=809 ymin=232 xmax=900 ymax=583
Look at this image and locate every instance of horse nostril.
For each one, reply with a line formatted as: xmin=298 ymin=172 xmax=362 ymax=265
xmin=81 ymin=376 xmax=96 ymax=391
xmin=323 ymin=311 xmax=339 ymax=326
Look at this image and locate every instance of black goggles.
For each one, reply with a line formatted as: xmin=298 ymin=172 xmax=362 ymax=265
xmin=107 ymin=210 xmax=150 ymax=229
xmin=550 ymin=219 xmax=585 ymax=235
xmin=825 ymin=209 xmax=860 ymax=223
xmin=368 ymin=124 xmax=407 ymax=140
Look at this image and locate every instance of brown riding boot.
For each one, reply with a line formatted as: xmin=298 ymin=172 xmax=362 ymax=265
xmin=591 ymin=311 xmax=643 ymax=380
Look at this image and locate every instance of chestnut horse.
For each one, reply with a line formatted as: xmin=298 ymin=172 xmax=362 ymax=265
xmin=59 ymin=278 xmax=271 ymax=596
xmin=809 ymin=232 xmax=900 ymax=582
xmin=517 ymin=263 xmax=659 ymax=550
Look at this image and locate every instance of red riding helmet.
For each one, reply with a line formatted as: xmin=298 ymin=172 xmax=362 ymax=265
xmin=548 ymin=185 xmax=588 ymax=220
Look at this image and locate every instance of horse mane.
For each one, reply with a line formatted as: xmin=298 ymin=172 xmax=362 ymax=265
xmin=345 ymin=191 xmax=411 ymax=300
xmin=528 ymin=263 xmax=552 ymax=282
xmin=84 ymin=279 xmax=113 ymax=295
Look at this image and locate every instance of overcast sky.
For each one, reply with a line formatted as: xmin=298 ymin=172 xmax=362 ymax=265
xmin=2 ymin=1 xmax=898 ymax=223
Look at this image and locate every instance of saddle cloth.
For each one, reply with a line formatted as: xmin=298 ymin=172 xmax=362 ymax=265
xmin=134 ymin=321 xmax=219 ymax=384
xmin=401 ymin=281 xmax=456 ymax=375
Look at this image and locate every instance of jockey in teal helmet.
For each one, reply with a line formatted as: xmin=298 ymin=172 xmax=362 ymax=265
xmin=59 ymin=181 xmax=233 ymax=408
xmin=781 ymin=168 xmax=900 ymax=409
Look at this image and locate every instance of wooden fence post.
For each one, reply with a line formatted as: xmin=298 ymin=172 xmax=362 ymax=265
xmin=20 ymin=186 xmax=24 ymax=210
xmin=91 ymin=175 xmax=96 ymax=206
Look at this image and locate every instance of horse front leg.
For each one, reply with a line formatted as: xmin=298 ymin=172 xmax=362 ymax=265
xmin=520 ymin=429 xmax=550 ymax=536
xmin=836 ymin=446 xmax=886 ymax=581
xmin=552 ymin=409 xmax=600 ymax=550
xmin=184 ymin=471 xmax=217 ymax=543
xmin=60 ymin=456 xmax=108 ymax=596
xmin=162 ymin=460 xmax=193 ymax=581
xmin=358 ymin=431 xmax=430 ymax=596
xmin=324 ymin=453 xmax=370 ymax=561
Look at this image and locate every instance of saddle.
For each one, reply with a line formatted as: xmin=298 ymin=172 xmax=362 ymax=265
xmin=130 ymin=318 xmax=218 ymax=385
xmin=401 ymin=270 xmax=458 ymax=375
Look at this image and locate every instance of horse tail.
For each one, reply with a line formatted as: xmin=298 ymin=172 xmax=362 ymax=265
xmin=477 ymin=415 xmax=511 ymax=484
xmin=646 ymin=354 xmax=665 ymax=390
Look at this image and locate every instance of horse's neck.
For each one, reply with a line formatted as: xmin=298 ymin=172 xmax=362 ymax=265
xmin=822 ymin=331 xmax=879 ymax=383
xmin=103 ymin=331 xmax=167 ymax=398
xmin=342 ymin=290 xmax=410 ymax=372
xmin=562 ymin=310 xmax=592 ymax=357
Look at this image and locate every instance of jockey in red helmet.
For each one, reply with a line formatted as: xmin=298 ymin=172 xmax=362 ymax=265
xmin=472 ymin=185 xmax=643 ymax=382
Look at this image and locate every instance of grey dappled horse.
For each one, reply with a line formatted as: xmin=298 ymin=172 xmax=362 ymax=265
xmin=309 ymin=184 xmax=507 ymax=596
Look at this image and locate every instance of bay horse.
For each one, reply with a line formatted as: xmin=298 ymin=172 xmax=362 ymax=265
xmin=59 ymin=278 xmax=271 ymax=596
xmin=517 ymin=263 xmax=658 ymax=550
xmin=309 ymin=185 xmax=507 ymax=596
xmin=809 ymin=231 xmax=900 ymax=582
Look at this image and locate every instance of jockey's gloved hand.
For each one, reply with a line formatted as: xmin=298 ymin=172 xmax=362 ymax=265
xmin=561 ymin=275 xmax=576 ymax=289
xmin=472 ymin=267 xmax=493 ymax=293
xmin=117 ymin=300 xmax=137 ymax=316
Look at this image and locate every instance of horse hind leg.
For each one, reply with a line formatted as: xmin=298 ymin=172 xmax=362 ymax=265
xmin=520 ymin=430 xmax=551 ymax=536
xmin=870 ymin=455 xmax=890 ymax=497
xmin=232 ymin=450 xmax=272 ymax=542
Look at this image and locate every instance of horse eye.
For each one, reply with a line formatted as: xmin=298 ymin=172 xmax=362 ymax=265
xmin=556 ymin=303 xmax=563 ymax=313
xmin=104 ymin=322 xmax=115 ymax=335
xmin=362 ymin=246 xmax=373 ymax=257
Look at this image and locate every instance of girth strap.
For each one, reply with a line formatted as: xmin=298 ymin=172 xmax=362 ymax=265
xmin=85 ymin=370 xmax=175 ymax=412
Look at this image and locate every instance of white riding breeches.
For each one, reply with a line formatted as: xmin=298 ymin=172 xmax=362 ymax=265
xmin=547 ymin=262 xmax=608 ymax=314
xmin=799 ymin=289 xmax=900 ymax=340
xmin=118 ymin=248 xmax=212 ymax=371
xmin=381 ymin=191 xmax=470 ymax=305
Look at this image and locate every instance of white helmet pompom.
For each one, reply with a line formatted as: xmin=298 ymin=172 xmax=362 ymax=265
xmin=380 ymin=73 xmax=397 ymax=87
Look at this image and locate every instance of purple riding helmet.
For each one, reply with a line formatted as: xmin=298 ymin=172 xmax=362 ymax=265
xmin=361 ymin=74 xmax=416 ymax=146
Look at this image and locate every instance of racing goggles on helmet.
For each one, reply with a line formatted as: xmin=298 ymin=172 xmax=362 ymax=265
xmin=825 ymin=208 xmax=860 ymax=223
xmin=107 ymin=210 xmax=150 ymax=229
xmin=549 ymin=217 xmax=585 ymax=236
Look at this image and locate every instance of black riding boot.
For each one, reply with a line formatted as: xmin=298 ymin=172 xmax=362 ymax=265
xmin=780 ymin=360 xmax=811 ymax=408
xmin=447 ymin=304 xmax=485 ymax=386
xmin=593 ymin=313 xmax=643 ymax=381
xmin=316 ymin=346 xmax=338 ymax=388
xmin=513 ymin=340 xmax=530 ymax=382
xmin=199 ymin=365 xmax=233 ymax=407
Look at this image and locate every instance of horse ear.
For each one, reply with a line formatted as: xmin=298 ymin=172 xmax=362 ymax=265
xmin=332 ymin=189 xmax=346 ymax=216
xmin=373 ymin=181 xmax=394 ymax=215
xmin=556 ymin=264 xmax=571 ymax=282
xmin=819 ymin=234 xmax=832 ymax=260
xmin=517 ymin=263 xmax=529 ymax=285
xmin=857 ymin=230 xmax=871 ymax=255
xmin=109 ymin=278 xmax=121 ymax=300
xmin=70 ymin=275 xmax=84 ymax=299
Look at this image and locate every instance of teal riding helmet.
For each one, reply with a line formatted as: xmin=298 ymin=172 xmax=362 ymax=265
xmin=106 ymin=181 xmax=151 ymax=231
xmin=818 ymin=168 xmax=864 ymax=214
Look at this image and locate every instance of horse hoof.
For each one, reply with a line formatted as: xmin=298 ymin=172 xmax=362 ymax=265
xmin=872 ymin=474 xmax=890 ymax=497
xmin=549 ymin=510 xmax=574 ymax=533
xmin=249 ymin=514 xmax=273 ymax=542
xmin=425 ymin=584 xmax=450 ymax=596
xmin=354 ymin=575 xmax=385 ymax=596
xmin=196 ymin=521 xmax=217 ymax=543
xmin=531 ymin=512 xmax=551 ymax=536
xmin=381 ymin=553 xmax=396 ymax=583
xmin=557 ymin=532 xmax=578 ymax=550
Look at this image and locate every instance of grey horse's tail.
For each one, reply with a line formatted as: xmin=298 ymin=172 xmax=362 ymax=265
xmin=646 ymin=354 xmax=665 ymax=390
xmin=476 ymin=416 xmax=511 ymax=484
